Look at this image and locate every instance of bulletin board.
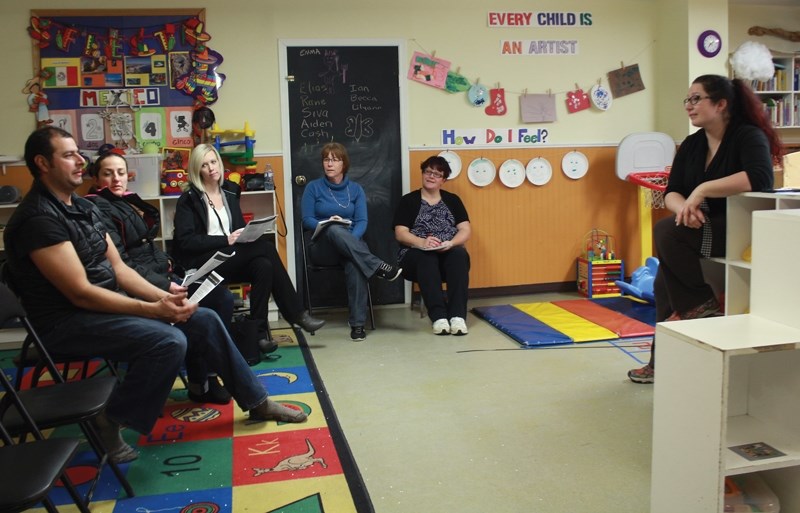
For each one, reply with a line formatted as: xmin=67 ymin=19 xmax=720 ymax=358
xmin=26 ymin=9 xmax=224 ymax=153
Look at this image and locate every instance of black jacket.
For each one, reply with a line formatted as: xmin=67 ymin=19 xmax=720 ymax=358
xmin=171 ymin=181 xmax=244 ymax=270
xmin=3 ymin=180 xmax=115 ymax=329
xmin=86 ymin=188 xmax=173 ymax=290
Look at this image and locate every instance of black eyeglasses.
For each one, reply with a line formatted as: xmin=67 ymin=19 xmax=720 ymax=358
xmin=422 ymin=169 xmax=444 ymax=179
xmin=323 ymin=158 xmax=342 ymax=164
xmin=683 ymin=95 xmax=710 ymax=106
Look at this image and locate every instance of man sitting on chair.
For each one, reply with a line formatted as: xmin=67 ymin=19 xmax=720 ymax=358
xmin=3 ymin=127 xmax=307 ymax=464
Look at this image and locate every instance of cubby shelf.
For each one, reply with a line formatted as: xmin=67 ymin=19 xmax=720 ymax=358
xmin=651 ymin=206 xmax=800 ymax=513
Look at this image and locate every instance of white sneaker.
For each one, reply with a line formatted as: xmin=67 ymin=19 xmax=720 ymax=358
xmin=449 ymin=317 xmax=468 ymax=336
xmin=432 ymin=318 xmax=450 ymax=335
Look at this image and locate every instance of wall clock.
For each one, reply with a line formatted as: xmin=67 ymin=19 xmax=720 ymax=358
xmin=698 ymin=30 xmax=721 ymax=58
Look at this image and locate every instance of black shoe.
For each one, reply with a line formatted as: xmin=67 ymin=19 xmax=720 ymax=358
xmin=375 ymin=262 xmax=402 ymax=281
xmin=258 ymin=337 xmax=278 ymax=354
xmin=188 ymin=376 xmax=232 ymax=405
xmin=350 ymin=326 xmax=367 ymax=341
xmin=294 ymin=311 xmax=326 ymax=333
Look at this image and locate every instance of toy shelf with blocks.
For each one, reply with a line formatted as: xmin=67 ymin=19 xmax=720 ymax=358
xmin=651 ymin=208 xmax=800 ymax=513
xmin=576 ymin=258 xmax=624 ymax=298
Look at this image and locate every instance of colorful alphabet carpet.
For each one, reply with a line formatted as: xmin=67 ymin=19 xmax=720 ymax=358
xmin=0 ymin=328 xmax=373 ymax=513
xmin=472 ymin=296 xmax=656 ymax=348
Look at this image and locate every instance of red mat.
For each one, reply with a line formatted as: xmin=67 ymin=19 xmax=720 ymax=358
xmin=552 ymin=299 xmax=654 ymax=338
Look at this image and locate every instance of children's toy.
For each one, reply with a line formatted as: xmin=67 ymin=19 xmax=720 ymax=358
xmin=208 ymin=121 xmax=257 ymax=169
xmin=583 ymin=229 xmax=617 ymax=261
xmin=161 ymin=170 xmax=187 ymax=195
xmin=578 ymin=229 xmax=623 ymax=298
xmin=615 ymin=256 xmax=659 ymax=304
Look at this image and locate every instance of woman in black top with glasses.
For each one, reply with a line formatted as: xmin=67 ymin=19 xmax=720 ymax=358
xmin=628 ymin=74 xmax=781 ymax=384
xmin=393 ymin=155 xmax=471 ymax=337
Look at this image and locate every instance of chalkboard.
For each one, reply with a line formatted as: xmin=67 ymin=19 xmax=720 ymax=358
xmin=286 ymin=45 xmax=403 ymax=308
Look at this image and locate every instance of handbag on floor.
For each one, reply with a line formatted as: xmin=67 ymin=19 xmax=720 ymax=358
xmin=230 ymin=314 xmax=261 ymax=366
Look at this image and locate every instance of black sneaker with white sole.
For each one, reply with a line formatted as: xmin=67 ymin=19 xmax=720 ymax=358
xmin=374 ymin=262 xmax=402 ymax=281
xmin=350 ymin=326 xmax=367 ymax=341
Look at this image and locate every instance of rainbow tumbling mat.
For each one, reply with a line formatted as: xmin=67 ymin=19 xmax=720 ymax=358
xmin=472 ymin=297 xmax=656 ymax=347
xmin=0 ymin=328 xmax=373 ymax=513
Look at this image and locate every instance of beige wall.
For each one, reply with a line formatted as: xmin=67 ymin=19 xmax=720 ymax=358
xmin=2 ymin=0 xmax=662 ymax=156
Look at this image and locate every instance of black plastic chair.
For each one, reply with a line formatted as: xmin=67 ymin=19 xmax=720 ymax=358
xmin=0 ymin=283 xmax=135 ymax=509
xmin=0 ymin=370 xmax=85 ymax=513
xmin=299 ymin=228 xmax=376 ymax=332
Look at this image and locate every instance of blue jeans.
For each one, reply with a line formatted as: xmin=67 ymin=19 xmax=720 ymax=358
xmin=309 ymin=224 xmax=381 ymax=327
xmin=42 ymin=308 xmax=267 ymax=434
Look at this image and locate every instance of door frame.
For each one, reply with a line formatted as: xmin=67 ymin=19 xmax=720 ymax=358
xmin=278 ymin=38 xmax=410 ymax=295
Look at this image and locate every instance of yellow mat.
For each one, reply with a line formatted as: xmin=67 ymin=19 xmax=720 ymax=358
xmin=514 ymin=302 xmax=618 ymax=343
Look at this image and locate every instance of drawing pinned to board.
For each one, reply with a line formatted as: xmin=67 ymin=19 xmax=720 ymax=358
xmin=607 ymin=63 xmax=645 ymax=99
xmin=407 ymin=51 xmax=450 ymax=89
xmin=520 ymin=94 xmax=557 ymax=122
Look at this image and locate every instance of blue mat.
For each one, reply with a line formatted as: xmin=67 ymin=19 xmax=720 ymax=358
xmin=472 ymin=304 xmax=573 ymax=347
xmin=472 ymin=298 xmax=656 ymax=348
xmin=591 ymin=297 xmax=656 ymax=326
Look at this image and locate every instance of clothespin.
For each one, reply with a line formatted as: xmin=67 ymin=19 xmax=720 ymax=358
xmin=620 ymin=61 xmax=625 ymax=70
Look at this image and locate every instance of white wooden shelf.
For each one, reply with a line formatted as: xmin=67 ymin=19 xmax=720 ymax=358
xmin=652 ymin=207 xmax=800 ymax=513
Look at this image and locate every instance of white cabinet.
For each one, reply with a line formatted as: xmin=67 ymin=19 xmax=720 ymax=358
xmin=722 ymin=192 xmax=800 ymax=315
xmin=751 ymin=53 xmax=799 ymax=129
xmin=651 ymin=208 xmax=800 ymax=513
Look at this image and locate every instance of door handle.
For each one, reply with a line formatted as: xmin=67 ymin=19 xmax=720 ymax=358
xmin=295 ymin=175 xmax=307 ymax=186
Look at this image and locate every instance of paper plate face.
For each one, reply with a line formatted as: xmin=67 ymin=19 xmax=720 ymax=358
xmin=498 ymin=159 xmax=526 ymax=188
xmin=437 ymin=150 xmax=462 ymax=179
xmin=526 ymin=157 xmax=553 ymax=186
xmin=561 ymin=151 xmax=589 ymax=180
xmin=467 ymin=158 xmax=496 ymax=187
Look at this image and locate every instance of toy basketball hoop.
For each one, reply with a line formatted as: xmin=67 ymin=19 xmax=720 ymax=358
xmin=627 ymin=169 xmax=670 ymax=209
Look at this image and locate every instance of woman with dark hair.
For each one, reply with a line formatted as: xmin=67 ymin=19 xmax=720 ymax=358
xmin=301 ymin=142 xmax=401 ymax=342
xmin=628 ymin=74 xmax=782 ymax=384
xmin=393 ymin=156 xmax=471 ymax=336
xmin=85 ymin=148 xmax=242 ymax=405
xmin=172 ymin=144 xmax=325 ymax=345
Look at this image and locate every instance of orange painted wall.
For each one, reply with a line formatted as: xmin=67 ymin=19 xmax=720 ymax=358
xmin=408 ymin=148 xmax=659 ymax=289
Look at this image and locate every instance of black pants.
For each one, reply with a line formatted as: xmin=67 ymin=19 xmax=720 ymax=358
xmin=400 ymin=246 xmax=470 ymax=322
xmin=649 ymin=215 xmax=724 ymax=367
xmin=215 ymin=239 xmax=304 ymax=325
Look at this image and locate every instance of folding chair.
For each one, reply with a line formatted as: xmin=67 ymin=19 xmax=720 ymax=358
xmin=300 ymin=228 xmax=376 ymax=332
xmin=0 ymin=283 xmax=135 ymax=509
xmin=0 ymin=370 xmax=85 ymax=513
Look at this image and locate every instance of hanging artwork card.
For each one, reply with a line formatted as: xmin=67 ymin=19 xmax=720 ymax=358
xmin=565 ymin=88 xmax=591 ymax=113
xmin=607 ymin=63 xmax=645 ymax=98
xmin=407 ymin=51 xmax=451 ymax=89
xmin=520 ymin=94 xmax=557 ymax=123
